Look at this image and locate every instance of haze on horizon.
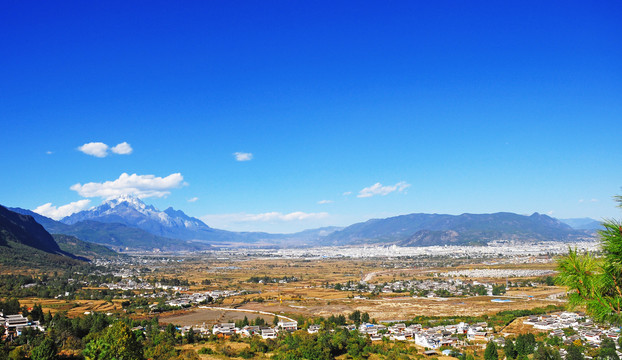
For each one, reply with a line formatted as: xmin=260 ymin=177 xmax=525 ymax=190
xmin=1 ymin=2 xmax=621 ymax=233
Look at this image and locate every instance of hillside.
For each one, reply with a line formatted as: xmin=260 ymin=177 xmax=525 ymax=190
xmin=53 ymin=234 xmax=121 ymax=259
xmin=0 ymin=206 xmax=85 ymax=268
xmin=0 ymin=205 xmax=64 ymax=253
xmin=323 ymin=212 xmax=593 ymax=246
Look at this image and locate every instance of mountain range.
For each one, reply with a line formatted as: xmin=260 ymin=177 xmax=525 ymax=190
xmin=62 ymin=195 xmax=217 ymax=241
xmin=321 ymin=212 xmax=594 ymax=246
xmin=9 ymin=197 xmax=340 ymax=250
xmin=6 ymin=196 xmax=600 ymax=251
xmin=9 ymin=206 xmax=213 ymax=252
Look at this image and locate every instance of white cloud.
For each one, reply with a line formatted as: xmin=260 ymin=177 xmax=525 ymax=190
xmin=317 ymin=200 xmax=333 ymax=204
xmin=201 ymin=211 xmax=328 ymax=226
xmin=111 ymin=142 xmax=133 ymax=155
xmin=70 ymin=172 xmax=185 ymax=199
xmin=342 ymin=191 xmax=352 ymax=196
xmin=78 ymin=142 xmax=109 ymax=157
xmin=234 ymin=152 xmax=253 ymax=161
xmin=547 ymin=211 xmax=554 ymax=216
xmin=46 ymin=151 xmax=53 ymax=155
xmin=578 ymin=198 xmax=599 ymax=203
xmin=33 ymin=199 xmax=92 ymax=220
xmin=357 ymin=181 xmax=411 ymax=198
xmin=188 ymin=197 xmax=199 ymax=203
xmin=201 ymin=211 xmax=338 ymax=233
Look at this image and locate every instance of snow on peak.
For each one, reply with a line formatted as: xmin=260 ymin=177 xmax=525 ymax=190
xmin=105 ymin=195 xmax=148 ymax=210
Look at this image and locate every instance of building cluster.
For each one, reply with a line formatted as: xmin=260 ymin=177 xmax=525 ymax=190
xmin=249 ymin=241 xmax=598 ymax=259
xmin=178 ymin=320 xmax=299 ymax=340
xmin=335 ymin=279 xmax=502 ymax=297
xmin=165 ymin=290 xmax=242 ymax=307
xmin=439 ymin=269 xmax=555 ymax=278
xmin=0 ymin=313 xmax=44 ymax=340
xmin=100 ymin=279 xmax=188 ymax=292
xmin=176 ymin=316 xmax=497 ymax=349
xmin=357 ymin=321 xmax=490 ymax=346
xmin=524 ymin=312 xmax=621 ymax=347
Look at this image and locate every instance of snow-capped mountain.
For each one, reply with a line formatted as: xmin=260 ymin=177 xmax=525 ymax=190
xmin=61 ymin=195 xmax=215 ymax=240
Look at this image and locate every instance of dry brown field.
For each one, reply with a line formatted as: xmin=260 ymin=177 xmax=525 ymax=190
xmin=160 ymin=308 xmax=275 ymax=327
xmin=152 ymin=256 xmax=565 ymax=325
xmin=13 ymin=256 xmax=564 ymax=326
xmin=18 ymin=298 xmax=123 ymax=317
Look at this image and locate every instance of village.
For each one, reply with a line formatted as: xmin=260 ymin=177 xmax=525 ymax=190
xmin=331 ymin=278 xmax=508 ymax=298
xmin=171 ymin=310 xmax=621 ymax=358
xmin=523 ymin=312 xmax=621 ymax=348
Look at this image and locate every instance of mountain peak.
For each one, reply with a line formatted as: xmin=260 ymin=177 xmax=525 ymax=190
xmin=60 ymin=197 xmax=212 ymax=239
xmin=104 ymin=195 xmax=147 ymax=210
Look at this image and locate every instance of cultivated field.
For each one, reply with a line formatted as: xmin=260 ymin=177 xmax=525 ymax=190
xmin=151 ymin=255 xmax=565 ymax=325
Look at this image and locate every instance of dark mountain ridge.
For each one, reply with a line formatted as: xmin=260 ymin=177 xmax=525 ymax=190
xmin=0 ymin=205 xmax=64 ymax=254
xmin=0 ymin=205 xmax=86 ymax=268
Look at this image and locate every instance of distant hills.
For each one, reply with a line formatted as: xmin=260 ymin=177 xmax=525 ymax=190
xmin=5 ymin=196 xmax=601 ymax=251
xmin=0 ymin=205 xmax=86 ymax=268
xmin=559 ymin=217 xmax=603 ymax=231
xmin=321 ymin=212 xmax=595 ymax=246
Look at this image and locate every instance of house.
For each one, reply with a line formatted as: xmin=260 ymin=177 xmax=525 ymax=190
xmin=5 ymin=315 xmax=30 ymax=335
xmin=370 ymin=334 xmax=383 ymax=341
xmin=241 ymin=326 xmax=261 ymax=337
xmin=307 ymin=325 xmax=321 ymax=334
xmin=415 ymin=333 xmax=438 ymax=348
xmin=261 ymin=328 xmax=277 ymax=339
xmin=390 ymin=333 xmax=407 ymax=341
xmin=467 ymin=331 xmax=488 ymax=341
xmin=277 ymin=320 xmax=298 ymax=332
xmin=389 ymin=323 xmax=406 ymax=333
xmin=212 ymin=323 xmax=236 ymax=336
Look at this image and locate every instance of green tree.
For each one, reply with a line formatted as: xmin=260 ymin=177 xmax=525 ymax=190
xmin=31 ymin=337 xmax=58 ymax=360
xmin=83 ymin=321 xmax=144 ymax=360
xmin=484 ymin=341 xmax=498 ymax=360
xmin=533 ymin=344 xmax=561 ymax=360
xmin=185 ymin=328 xmax=195 ymax=344
xmin=349 ymin=310 xmax=361 ymax=325
xmin=566 ymin=344 xmax=584 ymax=360
xmin=515 ymin=333 xmax=536 ymax=355
xmin=0 ymin=299 xmax=20 ymax=315
xmin=598 ymin=338 xmax=619 ymax=360
xmin=556 ymin=195 xmax=622 ymax=324
xmin=361 ymin=312 xmax=370 ymax=323
xmin=505 ymin=339 xmax=517 ymax=360
xmin=30 ymin=304 xmax=44 ymax=322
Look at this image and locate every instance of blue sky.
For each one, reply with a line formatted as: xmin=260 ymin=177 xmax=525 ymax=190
xmin=1 ymin=1 xmax=621 ymax=233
